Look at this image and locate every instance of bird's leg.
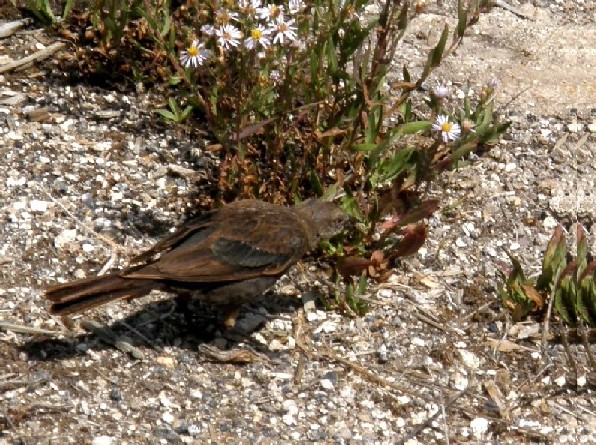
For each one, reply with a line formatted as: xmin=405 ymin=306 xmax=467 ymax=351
xmin=222 ymin=304 xmax=243 ymax=330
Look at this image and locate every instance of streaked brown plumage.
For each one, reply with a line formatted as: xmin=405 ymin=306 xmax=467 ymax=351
xmin=45 ymin=199 xmax=347 ymax=326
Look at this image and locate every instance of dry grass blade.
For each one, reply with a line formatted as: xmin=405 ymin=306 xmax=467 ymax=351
xmin=0 ymin=321 xmax=59 ymax=336
xmin=0 ymin=19 xmax=32 ymax=39
xmin=398 ymin=386 xmax=471 ymax=445
xmin=0 ymin=42 xmax=66 ymax=74
xmin=80 ymin=319 xmax=144 ymax=359
xmin=198 ymin=344 xmax=268 ymax=364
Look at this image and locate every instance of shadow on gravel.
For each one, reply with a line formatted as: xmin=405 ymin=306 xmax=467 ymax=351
xmin=19 ymin=293 xmax=300 ymax=362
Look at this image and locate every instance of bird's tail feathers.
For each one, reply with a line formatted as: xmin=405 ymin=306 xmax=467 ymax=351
xmin=45 ymin=274 xmax=158 ymax=315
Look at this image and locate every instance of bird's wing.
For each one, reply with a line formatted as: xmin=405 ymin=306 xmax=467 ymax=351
xmin=130 ymin=211 xmax=217 ymax=264
xmin=125 ymin=205 xmax=309 ymax=282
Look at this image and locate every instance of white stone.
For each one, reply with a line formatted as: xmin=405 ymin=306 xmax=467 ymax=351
xmin=543 ymin=216 xmax=558 ymax=229
xmin=458 ymin=349 xmax=481 ymax=369
xmin=55 ymin=229 xmax=77 ymax=248
xmin=282 ymin=414 xmax=296 ymax=425
xmin=453 ymin=372 xmax=469 ymax=390
xmin=6 ymin=176 xmax=26 ymax=187
xmin=411 ymin=337 xmax=426 ymax=347
xmin=313 ymin=320 xmax=336 ymax=334
xmin=320 ymin=378 xmax=334 ymax=390
xmin=91 ymin=437 xmax=115 ymax=445
xmin=30 ymin=199 xmax=49 ymax=213
xmin=162 ymin=411 xmax=174 ymax=423
xmin=470 ymin=417 xmax=489 ymax=438
xmin=269 ymin=339 xmax=285 ymax=351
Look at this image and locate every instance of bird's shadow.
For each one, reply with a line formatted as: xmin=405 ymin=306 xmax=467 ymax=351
xmin=20 ymin=293 xmax=302 ymax=362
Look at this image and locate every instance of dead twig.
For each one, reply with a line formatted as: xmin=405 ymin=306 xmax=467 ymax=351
xmin=0 ymin=42 xmax=66 ymax=74
xmin=398 ymin=386 xmax=471 ymax=445
xmin=0 ymin=320 xmax=59 ymax=336
xmin=40 ymin=185 xmax=125 ymax=254
xmin=0 ymin=19 xmax=32 ymax=39
xmin=80 ymin=319 xmax=145 ymax=360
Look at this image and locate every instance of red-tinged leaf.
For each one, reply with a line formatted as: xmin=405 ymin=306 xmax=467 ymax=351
xmin=392 ymin=189 xmax=420 ymax=216
xmin=576 ymin=224 xmax=588 ymax=275
xmin=521 ymin=283 xmax=545 ymax=311
xmin=392 ymin=224 xmax=428 ymax=258
xmin=397 ymin=199 xmax=440 ymax=227
xmin=495 ymin=260 xmax=512 ymax=278
xmin=391 ymin=172 xmax=409 ymax=195
xmin=230 ymin=118 xmax=276 ymax=141
xmin=337 ymin=256 xmax=373 ymax=279
xmin=503 ymin=249 xmax=526 ymax=284
xmin=579 ymin=261 xmax=596 ymax=281
xmin=378 ymin=215 xmax=399 ymax=232
xmin=315 ymin=128 xmax=346 ymax=141
xmin=371 ymin=250 xmax=384 ymax=264
xmin=536 ymin=225 xmax=567 ymax=291
xmin=556 ymin=260 xmax=578 ymax=285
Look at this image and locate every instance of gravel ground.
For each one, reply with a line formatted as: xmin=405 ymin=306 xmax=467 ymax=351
xmin=1 ymin=2 xmax=595 ymax=444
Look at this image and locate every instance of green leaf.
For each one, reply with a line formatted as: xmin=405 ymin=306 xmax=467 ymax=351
xmin=457 ymin=0 xmax=467 ymax=38
xmin=310 ymin=171 xmax=324 ymax=196
xmin=418 ymin=24 xmax=449 ymax=82
xmin=576 ymin=224 xmax=588 ymax=276
xmin=168 ymin=75 xmax=183 ymax=86
xmin=397 ymin=120 xmax=433 ymax=134
xmin=576 ymin=277 xmax=595 ymax=326
xmin=340 ymin=191 xmax=366 ymax=223
xmin=338 ymin=19 xmax=374 ymax=62
xmin=463 ymin=95 xmax=471 ymax=117
xmin=403 ymin=65 xmax=411 ymax=83
xmin=180 ymin=106 xmax=193 ymax=121
xmin=322 ymin=183 xmax=339 ymax=201
xmin=556 ymin=274 xmax=578 ymax=325
xmin=168 ymin=97 xmax=180 ymax=114
xmin=434 ymin=25 xmax=450 ymax=65
xmin=448 ymin=140 xmax=479 ymax=165
xmin=326 ymin=35 xmax=339 ymax=74
xmin=63 ymin=0 xmax=75 ymax=20
xmin=352 ymin=143 xmax=379 ymax=152
xmin=577 ymin=269 xmax=596 ymax=326
xmin=368 ymin=120 xmax=431 ymax=164
xmin=161 ymin=13 xmax=171 ymax=38
xmin=155 ymin=109 xmax=177 ymax=121
xmin=398 ymin=1 xmax=409 ymax=30
xmin=536 ymin=225 xmax=567 ymax=291
xmin=371 ymin=147 xmax=416 ymax=186
xmin=358 ymin=274 xmax=368 ymax=295
xmin=554 ymin=286 xmax=572 ymax=325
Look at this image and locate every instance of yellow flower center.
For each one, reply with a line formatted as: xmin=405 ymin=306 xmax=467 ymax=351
xmin=187 ymin=45 xmax=199 ymax=57
xmin=441 ymin=122 xmax=452 ymax=133
xmin=251 ymin=28 xmax=263 ymax=40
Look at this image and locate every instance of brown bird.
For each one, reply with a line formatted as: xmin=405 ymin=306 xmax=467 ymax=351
xmin=45 ymin=199 xmax=347 ymax=327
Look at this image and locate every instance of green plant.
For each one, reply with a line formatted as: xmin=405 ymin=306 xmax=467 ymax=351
xmin=156 ymin=97 xmax=193 ymax=123
xmin=25 ymin=0 xmax=75 ymax=24
xmin=32 ymin=0 xmax=510 ymax=313
xmin=498 ymin=225 xmax=596 ymax=326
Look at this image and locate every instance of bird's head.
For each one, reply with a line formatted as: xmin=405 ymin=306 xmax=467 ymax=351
xmin=296 ymin=199 xmax=348 ymax=242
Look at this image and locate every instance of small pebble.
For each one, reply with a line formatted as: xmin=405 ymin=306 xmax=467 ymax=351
xmin=91 ymin=437 xmax=114 ymax=445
